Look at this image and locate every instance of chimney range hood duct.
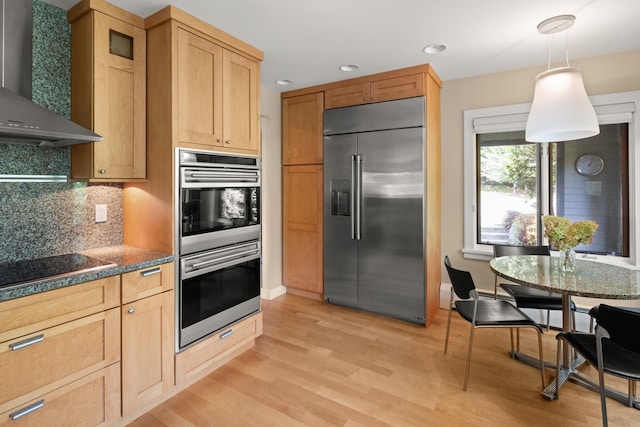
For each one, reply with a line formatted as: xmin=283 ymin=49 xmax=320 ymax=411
xmin=0 ymin=0 xmax=102 ymax=147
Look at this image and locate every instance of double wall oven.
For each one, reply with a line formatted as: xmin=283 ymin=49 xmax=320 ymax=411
xmin=176 ymin=148 xmax=261 ymax=350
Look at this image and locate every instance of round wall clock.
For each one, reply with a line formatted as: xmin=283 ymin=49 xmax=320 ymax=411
xmin=575 ymin=154 xmax=604 ymax=176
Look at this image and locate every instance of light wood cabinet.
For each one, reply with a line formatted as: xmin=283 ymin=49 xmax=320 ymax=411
xmin=282 ymin=165 xmax=324 ymax=297
xmin=0 ymin=363 xmax=120 ymax=427
xmin=0 ymin=276 xmax=121 ymax=424
xmin=176 ymin=28 xmax=223 ymax=147
xmin=175 ymin=312 xmax=263 ymax=385
xmin=69 ymin=0 xmax=146 ymax=181
xmin=324 ymin=72 xmax=425 ymax=109
xmin=121 ymin=262 xmax=174 ymax=304
xmin=121 ymin=262 xmax=174 ymax=416
xmin=173 ymin=23 xmax=260 ymax=154
xmin=282 ymin=92 xmax=324 ymax=165
xmin=121 ymin=290 xmax=174 ymax=416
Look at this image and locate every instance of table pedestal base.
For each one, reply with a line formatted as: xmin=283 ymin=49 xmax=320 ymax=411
xmin=510 ymin=350 xmax=639 ymax=410
xmin=541 ymin=365 xmax=640 ymax=411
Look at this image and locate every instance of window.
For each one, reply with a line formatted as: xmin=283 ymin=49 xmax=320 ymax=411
xmin=478 ymin=133 xmax=540 ymax=246
xmin=463 ymin=91 xmax=640 ymax=264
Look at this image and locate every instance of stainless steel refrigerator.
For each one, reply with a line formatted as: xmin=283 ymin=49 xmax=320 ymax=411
xmin=323 ymin=97 xmax=426 ymax=324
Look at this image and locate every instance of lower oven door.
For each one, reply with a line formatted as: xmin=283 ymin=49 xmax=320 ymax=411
xmin=179 ymin=240 xmax=261 ymax=349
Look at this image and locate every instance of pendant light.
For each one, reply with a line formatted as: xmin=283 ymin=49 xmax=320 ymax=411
xmin=525 ymin=15 xmax=599 ymax=142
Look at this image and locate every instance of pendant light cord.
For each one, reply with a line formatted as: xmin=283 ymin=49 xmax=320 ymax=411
xmin=545 ymin=23 xmax=572 ymax=70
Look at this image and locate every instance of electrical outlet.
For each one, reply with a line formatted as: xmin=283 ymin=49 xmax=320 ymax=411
xmin=95 ymin=204 xmax=107 ymax=223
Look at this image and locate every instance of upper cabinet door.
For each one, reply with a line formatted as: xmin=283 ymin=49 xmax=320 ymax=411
xmin=282 ymin=92 xmax=324 ymax=165
xmin=370 ymin=73 xmax=425 ymax=103
xmin=324 ymin=82 xmax=370 ymax=110
xmin=177 ymin=28 xmax=223 ymax=148
xmin=70 ymin=9 xmax=146 ymax=181
xmin=222 ymin=50 xmax=260 ymax=154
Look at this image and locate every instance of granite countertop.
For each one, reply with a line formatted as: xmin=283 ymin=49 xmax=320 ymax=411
xmin=490 ymin=255 xmax=640 ymax=300
xmin=0 ymin=245 xmax=174 ymax=302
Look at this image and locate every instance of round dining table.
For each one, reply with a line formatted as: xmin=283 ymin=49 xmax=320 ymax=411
xmin=490 ymin=254 xmax=640 ymax=404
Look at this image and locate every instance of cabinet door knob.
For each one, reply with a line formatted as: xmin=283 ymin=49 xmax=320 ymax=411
xmin=224 ymin=140 xmax=231 ymax=145
xmin=371 ymin=97 xmax=376 ymax=101
xmin=216 ymin=138 xmax=223 ymax=143
xmin=128 ymin=308 xmax=134 ymax=314
xmin=363 ymin=98 xmax=368 ymax=102
xmin=99 ymin=169 xmax=107 ymax=174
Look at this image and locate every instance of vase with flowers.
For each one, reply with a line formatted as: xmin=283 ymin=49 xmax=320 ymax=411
xmin=542 ymin=216 xmax=599 ymax=272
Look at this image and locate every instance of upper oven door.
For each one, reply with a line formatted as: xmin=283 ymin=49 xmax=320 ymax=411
xmin=180 ymin=167 xmax=261 ymax=255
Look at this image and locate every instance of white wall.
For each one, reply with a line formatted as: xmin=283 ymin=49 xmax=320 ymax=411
xmin=260 ymin=87 xmax=286 ymax=299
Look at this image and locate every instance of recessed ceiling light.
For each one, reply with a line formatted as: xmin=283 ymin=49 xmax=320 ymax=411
xmin=422 ymin=44 xmax=447 ymax=54
xmin=339 ymin=64 xmax=359 ymax=72
xmin=276 ymin=79 xmax=292 ymax=86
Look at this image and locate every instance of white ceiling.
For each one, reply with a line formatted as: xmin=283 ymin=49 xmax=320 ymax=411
xmin=45 ymin=0 xmax=640 ymax=93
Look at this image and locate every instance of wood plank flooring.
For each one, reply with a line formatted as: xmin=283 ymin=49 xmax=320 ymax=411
xmin=128 ymin=295 xmax=639 ymax=427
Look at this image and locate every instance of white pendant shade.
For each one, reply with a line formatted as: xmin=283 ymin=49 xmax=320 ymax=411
xmin=525 ymin=67 xmax=600 ymax=142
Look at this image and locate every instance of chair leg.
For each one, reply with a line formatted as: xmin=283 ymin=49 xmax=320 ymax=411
xmin=463 ymin=324 xmax=476 ymax=391
xmin=536 ymin=329 xmax=545 ymax=390
xmin=444 ymin=307 xmax=452 ymax=355
xmin=555 ymin=337 xmax=562 ymax=400
xmin=444 ymin=293 xmax=454 ymax=355
xmin=546 ymin=309 xmax=551 ymax=331
xmin=598 ymin=364 xmax=608 ymax=427
xmin=509 ymin=328 xmax=514 ymax=354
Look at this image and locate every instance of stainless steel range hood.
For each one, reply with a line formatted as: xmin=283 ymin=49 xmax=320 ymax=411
xmin=0 ymin=0 xmax=102 ymax=147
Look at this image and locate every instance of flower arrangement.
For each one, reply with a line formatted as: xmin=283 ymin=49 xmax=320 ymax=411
xmin=542 ymin=215 xmax=598 ymax=271
xmin=542 ymin=216 xmax=599 ymax=251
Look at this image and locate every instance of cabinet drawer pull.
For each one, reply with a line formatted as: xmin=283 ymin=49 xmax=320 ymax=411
xmin=98 ymin=169 xmax=107 ymax=174
xmin=9 ymin=334 xmax=44 ymax=351
xmin=140 ymin=267 xmax=162 ymax=277
xmin=9 ymin=399 xmax=44 ymax=420
xmin=220 ymin=329 xmax=233 ymax=339
xmin=128 ymin=308 xmax=135 ymax=314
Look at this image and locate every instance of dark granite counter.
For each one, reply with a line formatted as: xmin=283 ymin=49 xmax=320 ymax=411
xmin=0 ymin=245 xmax=174 ymax=302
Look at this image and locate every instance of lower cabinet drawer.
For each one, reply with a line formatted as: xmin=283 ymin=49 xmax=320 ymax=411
xmin=175 ymin=312 xmax=262 ymax=385
xmin=0 ymin=308 xmax=120 ymax=414
xmin=0 ymin=363 xmax=120 ymax=427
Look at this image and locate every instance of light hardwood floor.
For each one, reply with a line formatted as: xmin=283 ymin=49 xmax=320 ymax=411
xmin=128 ymin=295 xmax=639 ymax=427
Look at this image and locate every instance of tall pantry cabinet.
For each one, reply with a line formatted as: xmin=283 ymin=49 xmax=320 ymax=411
xmin=282 ymin=93 xmax=324 ymax=299
xmin=281 ymin=65 xmax=442 ymax=326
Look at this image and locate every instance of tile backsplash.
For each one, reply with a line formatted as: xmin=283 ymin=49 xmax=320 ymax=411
xmin=0 ymin=0 xmax=123 ymax=262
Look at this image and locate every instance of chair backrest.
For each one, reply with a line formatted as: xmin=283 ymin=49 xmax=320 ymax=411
xmin=444 ymin=256 xmax=476 ymax=300
xmin=493 ymin=244 xmax=550 ymax=257
xmin=596 ymin=304 xmax=640 ymax=354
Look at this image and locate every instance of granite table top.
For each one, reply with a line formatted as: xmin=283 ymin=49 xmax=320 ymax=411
xmin=0 ymin=245 xmax=174 ymax=302
xmin=490 ymin=255 xmax=640 ymax=300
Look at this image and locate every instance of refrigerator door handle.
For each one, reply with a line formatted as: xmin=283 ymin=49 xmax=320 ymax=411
xmin=355 ymin=154 xmax=362 ymax=240
xmin=350 ymin=155 xmax=357 ymax=240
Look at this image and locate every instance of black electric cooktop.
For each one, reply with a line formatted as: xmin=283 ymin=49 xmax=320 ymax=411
xmin=0 ymin=253 xmax=116 ymax=289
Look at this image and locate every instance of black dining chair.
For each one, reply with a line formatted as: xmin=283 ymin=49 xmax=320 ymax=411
xmin=588 ymin=305 xmax=640 ymax=333
xmin=493 ymin=244 xmax=576 ymax=330
xmin=443 ymin=256 xmax=546 ymax=391
xmin=556 ymin=305 xmax=640 ymax=426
